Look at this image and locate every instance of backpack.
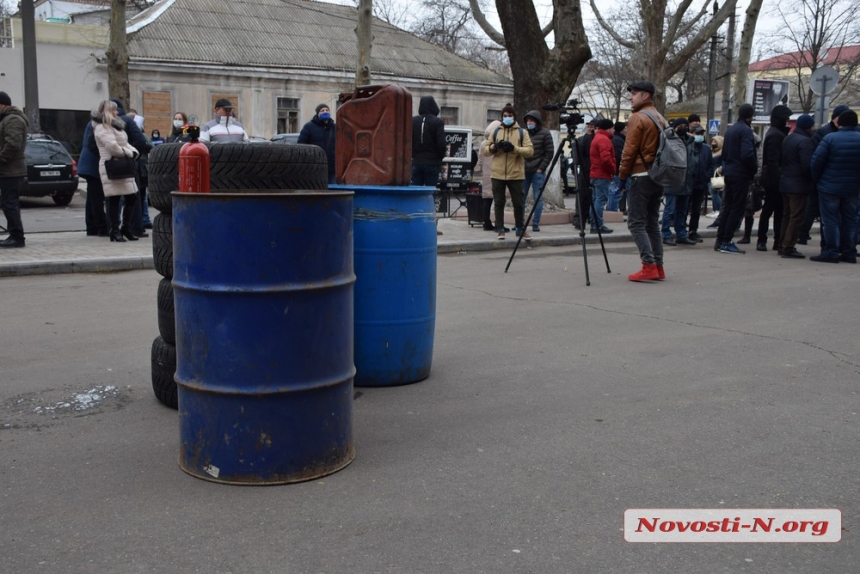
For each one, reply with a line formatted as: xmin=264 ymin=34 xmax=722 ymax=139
xmin=638 ymin=110 xmax=687 ymax=188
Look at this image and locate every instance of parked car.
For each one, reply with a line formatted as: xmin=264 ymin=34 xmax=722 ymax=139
xmin=271 ymin=133 xmax=299 ymax=145
xmin=22 ymin=134 xmax=79 ymax=206
xmin=248 ymin=136 xmax=270 ymax=144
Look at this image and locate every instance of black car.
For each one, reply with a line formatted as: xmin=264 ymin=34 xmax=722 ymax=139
xmin=22 ymin=135 xmax=79 ymax=206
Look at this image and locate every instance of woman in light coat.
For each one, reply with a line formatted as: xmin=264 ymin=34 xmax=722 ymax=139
xmin=93 ymin=99 xmax=139 ymax=242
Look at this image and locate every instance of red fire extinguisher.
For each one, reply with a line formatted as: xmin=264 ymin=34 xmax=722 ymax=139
xmin=179 ymin=125 xmax=210 ymax=193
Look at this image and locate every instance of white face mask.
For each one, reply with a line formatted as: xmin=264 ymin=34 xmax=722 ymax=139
xmin=173 ymin=120 xmax=184 ymax=128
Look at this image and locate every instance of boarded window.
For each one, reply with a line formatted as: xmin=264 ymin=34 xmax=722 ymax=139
xmin=487 ymin=109 xmax=502 ymax=124
xmin=277 ymin=97 xmax=299 ymax=134
xmin=441 ymin=106 xmax=459 ymax=125
xmin=141 ymin=90 xmax=172 ymax=142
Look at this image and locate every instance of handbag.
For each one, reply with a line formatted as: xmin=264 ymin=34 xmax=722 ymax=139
xmin=710 ymin=169 xmax=725 ymax=190
xmin=104 ymin=153 xmax=136 ymax=180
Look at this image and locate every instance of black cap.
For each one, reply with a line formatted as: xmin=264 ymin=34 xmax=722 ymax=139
xmin=627 ymin=81 xmax=656 ymax=96
xmin=738 ymin=103 xmax=755 ymax=120
xmin=687 ymin=113 xmax=701 ymax=123
xmin=832 ymin=104 xmax=850 ymax=119
xmin=587 ymin=118 xmax=597 ymax=126
xmin=692 ymin=124 xmax=706 ymax=134
xmin=614 ymin=121 xmax=626 ymax=132
xmin=672 ymin=117 xmax=689 ymax=128
xmin=596 ymin=119 xmax=615 ymax=130
xmin=215 ymin=98 xmax=233 ymax=109
xmin=0 ymin=91 xmax=11 ymax=106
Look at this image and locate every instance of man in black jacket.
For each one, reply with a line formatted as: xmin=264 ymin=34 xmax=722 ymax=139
xmin=522 ymin=110 xmax=554 ymax=231
xmin=411 ymin=96 xmax=446 ymax=187
xmin=0 ymin=91 xmax=28 ymax=248
xmin=778 ymin=114 xmax=816 ymax=258
xmin=574 ymin=119 xmax=596 ymax=229
xmin=756 ymin=105 xmax=792 ymax=251
xmin=716 ymin=103 xmax=758 ymax=254
xmin=299 ymin=103 xmax=337 ymax=183
xmin=609 ymin=122 xmax=626 ymax=212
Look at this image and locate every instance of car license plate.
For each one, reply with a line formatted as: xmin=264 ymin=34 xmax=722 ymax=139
xmin=41 ymin=170 xmax=61 ymax=177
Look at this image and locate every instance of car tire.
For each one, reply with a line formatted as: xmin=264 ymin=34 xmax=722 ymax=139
xmin=157 ymin=277 xmax=175 ymax=346
xmin=152 ymin=213 xmax=173 ymax=279
xmin=151 ymin=335 xmax=177 ymax=410
xmin=52 ymin=191 xmax=75 ymax=206
xmin=147 ymin=143 xmax=329 ymax=214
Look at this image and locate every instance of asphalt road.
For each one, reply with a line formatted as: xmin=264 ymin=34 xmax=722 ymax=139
xmin=1 ymin=244 xmax=857 ymax=573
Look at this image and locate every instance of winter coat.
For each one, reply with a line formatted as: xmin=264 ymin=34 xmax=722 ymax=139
xmin=664 ymin=134 xmax=695 ymax=196
xmin=299 ymin=115 xmax=336 ymax=178
xmin=199 ymin=116 xmax=249 ymax=143
xmin=412 ymin=96 xmax=446 ymax=166
xmin=523 ymin=110 xmax=553 ymax=174
xmin=721 ymin=120 xmax=757 ymax=180
xmin=481 ymin=122 xmax=533 ymax=181
xmin=811 ymin=121 xmax=838 ymax=146
xmin=577 ymin=132 xmax=593 ymax=178
xmin=691 ymin=141 xmax=714 ymax=190
xmin=589 ymin=129 xmax=616 ymax=180
xmin=480 ymin=121 xmax=501 ymax=198
xmin=77 ymin=122 xmax=100 ymax=178
xmin=93 ymin=118 xmax=138 ymax=197
xmin=779 ymin=129 xmax=814 ymax=195
xmin=810 ymin=127 xmax=860 ymax=197
xmin=167 ymin=127 xmax=190 ymax=143
xmin=111 ymin=99 xmax=152 ymax=155
xmin=760 ymin=125 xmax=789 ymax=192
xmin=619 ymin=101 xmax=662 ymax=180
xmin=0 ymin=106 xmax=28 ymax=177
xmin=612 ymin=133 xmax=625 ymax=175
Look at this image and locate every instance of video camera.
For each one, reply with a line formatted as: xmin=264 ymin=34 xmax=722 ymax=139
xmin=542 ymin=98 xmax=585 ymax=130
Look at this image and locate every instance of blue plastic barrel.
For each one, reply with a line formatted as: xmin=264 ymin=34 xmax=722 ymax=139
xmin=172 ymin=191 xmax=355 ymax=485
xmin=332 ymin=185 xmax=437 ymax=386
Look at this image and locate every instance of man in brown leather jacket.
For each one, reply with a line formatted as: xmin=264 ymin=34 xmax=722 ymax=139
xmin=0 ymin=91 xmax=29 ymax=248
xmin=618 ymin=81 xmax=664 ymax=281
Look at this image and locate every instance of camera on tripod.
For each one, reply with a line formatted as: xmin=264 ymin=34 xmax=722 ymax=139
xmin=542 ymin=98 xmax=585 ymax=130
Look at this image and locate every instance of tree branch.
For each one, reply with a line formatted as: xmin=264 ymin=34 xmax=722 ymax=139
xmin=589 ymin=0 xmax=636 ymax=49
xmin=469 ymin=0 xmax=505 ymax=47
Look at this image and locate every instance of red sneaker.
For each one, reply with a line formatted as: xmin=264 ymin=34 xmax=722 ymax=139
xmin=628 ymin=263 xmax=660 ymax=282
xmin=656 ymin=265 xmax=665 ymax=280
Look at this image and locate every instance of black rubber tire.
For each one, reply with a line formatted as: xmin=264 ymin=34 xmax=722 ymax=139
xmin=152 ymin=213 xmax=173 ymax=279
xmin=157 ymin=278 xmax=175 ymax=345
xmin=208 ymin=143 xmax=328 ymax=190
xmin=151 ymin=335 xmax=177 ymax=410
xmin=147 ymin=143 xmax=183 ymax=214
xmin=147 ymin=143 xmax=329 ymax=213
xmin=52 ymin=191 xmax=75 ymax=206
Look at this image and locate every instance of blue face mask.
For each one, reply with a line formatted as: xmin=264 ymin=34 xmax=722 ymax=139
xmin=319 ymin=112 xmax=331 ymax=121
xmin=526 ymin=122 xmax=536 ymax=130
xmin=694 ymin=135 xmax=705 ymax=143
xmin=502 ymin=117 xmax=514 ymax=127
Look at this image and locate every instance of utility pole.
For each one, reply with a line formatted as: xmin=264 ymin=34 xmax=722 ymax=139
xmin=719 ymin=8 xmax=735 ymax=134
xmin=706 ymin=1 xmax=719 ymax=131
xmin=21 ymin=0 xmax=40 ymax=133
xmin=355 ymin=0 xmax=372 ymax=87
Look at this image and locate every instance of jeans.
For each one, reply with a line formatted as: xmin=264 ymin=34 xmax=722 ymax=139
xmin=0 ymin=176 xmax=25 ymax=240
xmin=523 ymin=171 xmax=545 ymax=225
xmin=590 ymin=177 xmax=611 ymax=229
xmin=140 ymin=183 xmax=151 ymax=226
xmin=688 ymin=185 xmax=707 ymax=233
xmin=411 ymin=164 xmax=441 ymax=187
xmin=717 ymin=176 xmax=751 ymax=244
xmin=492 ymin=178 xmax=525 ymax=231
xmin=607 ymin=176 xmax=622 ymax=211
xmin=818 ymin=192 xmax=858 ymax=260
xmin=627 ymin=176 xmax=664 ymax=265
xmin=662 ymin=195 xmax=689 ymax=240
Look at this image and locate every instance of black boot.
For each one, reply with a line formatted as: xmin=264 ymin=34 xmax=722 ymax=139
xmin=738 ymin=216 xmax=754 ymax=244
xmin=107 ymin=196 xmax=125 ymax=242
xmin=119 ymin=195 xmax=139 ymax=241
xmin=482 ymin=198 xmax=495 ymax=231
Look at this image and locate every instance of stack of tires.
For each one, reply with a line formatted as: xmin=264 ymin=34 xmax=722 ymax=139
xmin=146 ymin=142 xmax=330 ymax=409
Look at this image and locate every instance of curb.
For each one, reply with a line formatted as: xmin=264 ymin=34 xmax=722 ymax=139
xmin=0 ymin=256 xmax=154 ymax=277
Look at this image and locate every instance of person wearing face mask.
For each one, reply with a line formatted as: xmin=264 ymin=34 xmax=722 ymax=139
xmin=661 ymin=118 xmax=696 ymax=246
xmin=756 ymin=104 xmax=792 ymax=252
xmin=715 ymin=103 xmax=758 ymax=254
xmin=151 ymin=129 xmax=165 ymax=146
xmin=481 ymin=103 xmax=534 ymax=241
xmin=522 ymin=110 xmax=553 ymax=232
xmin=299 ymin=103 xmax=337 ymax=184
xmin=199 ymin=98 xmax=249 ymax=144
xmin=686 ymin=124 xmax=714 ymax=242
xmin=167 ymin=112 xmax=190 ymax=143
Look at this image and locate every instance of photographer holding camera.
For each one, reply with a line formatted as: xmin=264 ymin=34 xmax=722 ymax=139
xmin=481 ymin=103 xmax=534 ymax=241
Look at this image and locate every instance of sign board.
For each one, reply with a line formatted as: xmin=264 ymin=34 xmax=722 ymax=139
xmin=810 ymin=65 xmax=838 ymax=96
xmin=708 ymin=119 xmax=720 ymax=135
xmin=748 ymin=79 xmax=791 ymax=123
xmin=440 ymin=125 xmax=474 ymax=189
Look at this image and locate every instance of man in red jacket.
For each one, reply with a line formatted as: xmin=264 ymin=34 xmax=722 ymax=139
xmin=589 ymin=119 xmax=616 ymax=234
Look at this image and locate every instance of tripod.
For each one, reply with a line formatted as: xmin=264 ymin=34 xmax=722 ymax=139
xmin=505 ymin=130 xmax=611 ymax=286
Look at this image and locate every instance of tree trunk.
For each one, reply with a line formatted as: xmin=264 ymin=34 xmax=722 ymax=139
xmin=355 ymin=0 xmax=373 ymax=87
xmin=106 ymin=0 xmax=130 ymax=106
xmin=732 ymin=0 xmax=764 ymax=121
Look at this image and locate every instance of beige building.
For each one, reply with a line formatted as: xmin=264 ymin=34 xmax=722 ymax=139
xmin=0 ymin=0 xmax=512 ymax=146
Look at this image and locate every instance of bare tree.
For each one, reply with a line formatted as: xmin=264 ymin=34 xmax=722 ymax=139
xmin=106 ymin=0 xmax=130 ymax=106
xmin=590 ymin=0 xmax=740 ymax=112
xmin=350 ymin=0 xmax=412 ymax=27
xmin=583 ymin=13 xmax=641 ymax=119
xmin=731 ymin=0 xmax=764 ymax=118
xmin=412 ymin=0 xmax=473 ymax=53
xmin=764 ymin=0 xmax=860 ymax=113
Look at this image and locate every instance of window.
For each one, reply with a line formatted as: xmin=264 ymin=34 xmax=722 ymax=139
xmin=441 ymin=106 xmax=459 ymax=125
xmin=277 ymin=97 xmax=300 ymax=134
xmin=487 ymin=109 xmax=502 ymax=124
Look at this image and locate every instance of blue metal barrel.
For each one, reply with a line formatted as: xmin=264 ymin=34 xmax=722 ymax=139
xmin=332 ymin=185 xmax=437 ymax=386
xmin=172 ymin=191 xmax=355 ymax=485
